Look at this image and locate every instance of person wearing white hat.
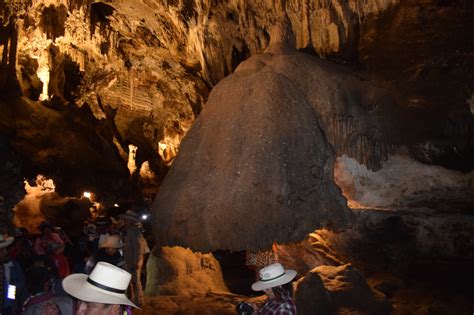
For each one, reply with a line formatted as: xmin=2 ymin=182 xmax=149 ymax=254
xmin=239 ymin=263 xmax=297 ymax=315
xmin=85 ymin=234 xmax=125 ymax=274
xmin=62 ymin=261 xmax=138 ymax=315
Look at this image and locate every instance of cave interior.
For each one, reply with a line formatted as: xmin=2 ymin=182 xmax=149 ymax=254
xmin=0 ymin=0 xmax=473 ymax=314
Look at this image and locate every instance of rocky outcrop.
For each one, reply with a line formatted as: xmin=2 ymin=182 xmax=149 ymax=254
xmin=293 ymin=265 xmax=392 ymax=315
xmin=144 ymin=246 xmax=229 ymax=296
xmin=334 ymin=154 xmax=474 ymax=210
xmin=294 ymin=270 xmax=331 ymax=315
xmin=12 ymin=175 xmax=91 ymax=235
xmin=315 ymin=264 xmax=393 ymax=314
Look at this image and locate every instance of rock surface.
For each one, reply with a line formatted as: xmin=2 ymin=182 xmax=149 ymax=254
xmin=334 ymin=154 xmax=474 ymax=210
xmin=0 ymin=0 xmax=472 ymax=209
xmin=144 ymin=246 xmax=229 ymax=296
xmin=312 ymin=264 xmax=393 ymax=314
xmin=152 ymin=20 xmax=362 ymax=251
xmin=294 ymin=270 xmax=331 ymax=315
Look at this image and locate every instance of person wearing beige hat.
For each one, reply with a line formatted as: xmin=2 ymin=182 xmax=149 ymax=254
xmin=85 ymin=234 xmax=125 ymax=274
xmin=62 ymin=261 xmax=138 ymax=315
xmin=238 ymin=263 xmax=297 ymax=315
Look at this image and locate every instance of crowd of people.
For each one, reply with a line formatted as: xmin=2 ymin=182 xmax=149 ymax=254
xmin=1 ymin=210 xmax=298 ymax=314
xmin=0 ymin=210 xmax=150 ymax=314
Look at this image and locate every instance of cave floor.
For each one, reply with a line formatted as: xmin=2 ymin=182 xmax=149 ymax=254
xmin=135 ymin=266 xmax=474 ymax=315
xmin=135 ymin=293 xmax=264 ymax=314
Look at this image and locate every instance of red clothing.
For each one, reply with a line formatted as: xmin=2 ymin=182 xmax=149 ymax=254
xmin=34 ymin=233 xmax=63 ymax=256
xmin=52 ymin=253 xmax=70 ymax=279
xmin=258 ymin=296 xmax=297 ymax=315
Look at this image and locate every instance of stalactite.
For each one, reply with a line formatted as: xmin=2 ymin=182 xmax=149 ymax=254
xmin=129 ymin=68 xmax=133 ymax=110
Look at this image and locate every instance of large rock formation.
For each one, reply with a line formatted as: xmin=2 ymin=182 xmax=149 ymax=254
xmin=0 ymin=0 xmax=471 ymax=210
xmin=152 ymin=19 xmax=356 ymax=251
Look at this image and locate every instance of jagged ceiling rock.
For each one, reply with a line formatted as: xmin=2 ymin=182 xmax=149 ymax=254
xmin=0 ymin=0 xmax=472 ymax=225
xmin=0 ymin=96 xmax=133 ymax=201
xmin=1 ymin=0 xmax=471 ymax=189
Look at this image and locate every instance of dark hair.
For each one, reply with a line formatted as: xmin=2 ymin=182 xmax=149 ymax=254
xmin=272 ymin=282 xmax=293 ymax=300
xmin=26 ymin=266 xmax=51 ymax=294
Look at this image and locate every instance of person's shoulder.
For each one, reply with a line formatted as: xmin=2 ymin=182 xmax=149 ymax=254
xmin=276 ymin=298 xmax=296 ymax=314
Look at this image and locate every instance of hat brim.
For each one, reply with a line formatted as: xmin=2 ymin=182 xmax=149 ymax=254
xmin=251 ymin=269 xmax=297 ymax=291
xmin=119 ymin=214 xmax=139 ymax=221
xmin=0 ymin=237 xmax=14 ymax=248
xmin=62 ymin=274 xmax=137 ymax=308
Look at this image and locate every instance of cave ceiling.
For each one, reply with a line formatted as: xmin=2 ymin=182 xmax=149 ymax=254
xmin=0 ymin=0 xmax=472 ymax=246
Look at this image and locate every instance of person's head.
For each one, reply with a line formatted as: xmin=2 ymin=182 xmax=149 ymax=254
xmin=98 ymin=234 xmax=123 ymax=256
xmin=0 ymin=234 xmax=14 ymax=262
xmin=251 ymin=263 xmax=296 ymax=300
xmin=118 ymin=211 xmax=139 ymax=227
xmin=38 ymin=221 xmax=53 ymax=236
xmin=264 ymin=282 xmax=293 ymax=300
xmin=62 ymin=262 xmax=137 ymax=315
xmin=27 ymin=266 xmax=52 ymax=294
xmin=75 ymin=301 xmax=122 ymax=315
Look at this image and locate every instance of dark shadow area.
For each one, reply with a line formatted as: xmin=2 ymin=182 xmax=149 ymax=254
xmin=212 ymin=250 xmax=263 ymax=297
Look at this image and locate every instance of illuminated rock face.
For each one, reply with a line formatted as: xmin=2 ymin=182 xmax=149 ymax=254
xmin=0 ymin=1 xmax=472 ymax=239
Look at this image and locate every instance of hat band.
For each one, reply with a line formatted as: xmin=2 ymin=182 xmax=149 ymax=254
xmin=261 ymin=272 xmax=285 ymax=282
xmin=87 ymin=277 xmax=126 ymax=294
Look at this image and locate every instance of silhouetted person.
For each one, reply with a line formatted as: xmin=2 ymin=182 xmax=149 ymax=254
xmin=22 ymin=266 xmax=73 ymax=314
xmin=238 ymin=263 xmax=297 ymax=315
xmin=119 ymin=210 xmax=149 ymax=307
xmin=0 ymin=234 xmax=25 ymax=315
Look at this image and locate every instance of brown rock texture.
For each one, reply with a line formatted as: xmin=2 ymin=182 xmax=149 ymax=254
xmin=152 ymin=20 xmax=363 ymax=251
xmin=313 ymin=264 xmax=393 ymax=314
xmin=0 ymin=0 xmax=471 ymax=209
xmin=0 ymin=0 xmax=471 ymax=252
xmin=144 ymin=246 xmax=229 ymax=296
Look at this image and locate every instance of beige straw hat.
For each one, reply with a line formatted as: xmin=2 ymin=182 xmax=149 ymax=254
xmin=251 ymin=263 xmax=297 ymax=291
xmin=62 ymin=262 xmax=137 ymax=308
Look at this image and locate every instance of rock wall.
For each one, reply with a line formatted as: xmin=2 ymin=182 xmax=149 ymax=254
xmin=0 ymin=1 xmax=471 ymax=205
xmin=0 ymin=0 xmax=471 ymax=249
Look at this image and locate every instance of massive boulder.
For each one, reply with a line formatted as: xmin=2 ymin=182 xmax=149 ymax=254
xmin=152 ymin=20 xmax=355 ymax=252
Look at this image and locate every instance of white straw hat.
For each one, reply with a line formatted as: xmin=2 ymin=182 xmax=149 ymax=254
xmin=0 ymin=235 xmax=14 ymax=248
xmin=62 ymin=262 xmax=137 ymax=308
xmin=99 ymin=234 xmax=124 ymax=249
xmin=251 ymin=263 xmax=297 ymax=291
